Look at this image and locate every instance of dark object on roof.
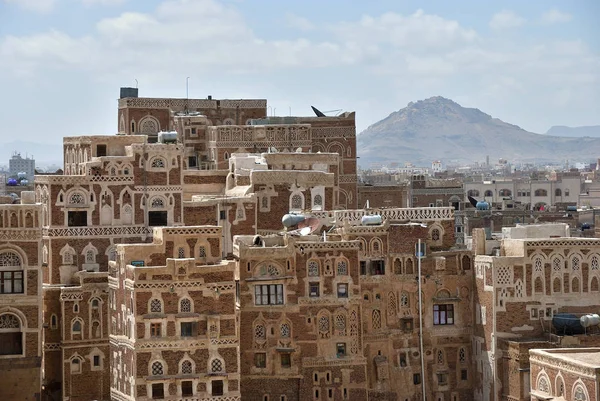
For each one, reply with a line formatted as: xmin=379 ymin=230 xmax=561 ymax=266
xmin=468 ymin=195 xmax=478 ymax=208
xmin=311 ymin=106 xmax=326 ymax=117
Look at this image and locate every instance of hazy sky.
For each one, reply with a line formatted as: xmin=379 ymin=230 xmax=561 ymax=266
xmin=1 ymin=0 xmax=599 ymax=159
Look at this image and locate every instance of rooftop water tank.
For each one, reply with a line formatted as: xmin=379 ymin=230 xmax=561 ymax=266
xmin=580 ymin=314 xmax=600 ymax=328
xmin=476 ymin=200 xmax=490 ymax=210
xmin=17 ymin=172 xmax=27 ymax=179
xmin=158 ymin=131 xmax=178 ymax=144
xmin=282 ymin=214 xmax=306 ymax=228
xmin=552 ymin=313 xmax=585 ymax=335
xmin=361 ymin=215 xmax=383 ymax=226
xmin=7 ymin=178 xmax=18 ymax=186
xmin=566 ymin=205 xmax=577 ymax=212
xmin=20 ymin=179 xmax=29 ymax=185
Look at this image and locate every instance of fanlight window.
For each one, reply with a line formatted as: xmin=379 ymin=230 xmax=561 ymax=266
xmin=337 ymin=260 xmax=348 ymax=276
xmin=181 ymin=360 xmax=193 ymax=375
xmin=291 ymin=194 xmax=303 ymax=210
xmin=280 ymin=323 xmax=291 ymax=338
xmin=151 ymin=158 xmax=166 ymax=168
xmin=180 ymin=298 xmax=191 ymax=313
xmin=211 ymin=358 xmax=223 ymax=373
xmin=151 ymin=361 xmax=164 ymax=376
xmin=307 ymin=260 xmax=319 ymax=277
xmin=69 ymin=192 xmax=85 ymax=205
xmin=151 ymin=197 xmax=165 ymax=209
xmin=150 ymin=299 xmax=162 ymax=313
xmin=0 ymin=252 xmax=21 ymax=266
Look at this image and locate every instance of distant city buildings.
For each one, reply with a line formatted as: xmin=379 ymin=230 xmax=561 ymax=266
xmin=8 ymin=152 xmax=35 ymax=183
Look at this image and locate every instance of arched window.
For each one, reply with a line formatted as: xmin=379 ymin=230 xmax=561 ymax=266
xmin=0 ymin=313 xmax=22 ymax=355
xmin=140 ymin=118 xmax=159 ymax=134
xmin=313 ymin=194 xmax=323 ymax=207
xmin=431 ymin=228 xmax=440 ymax=242
xmin=573 ymin=384 xmax=587 ymax=401
xmin=394 ymin=259 xmax=402 ymax=274
xmin=71 ymin=357 xmax=82 ymax=373
xmin=181 ymin=360 xmax=193 ymax=375
xmin=318 ymin=313 xmax=330 ymax=336
xmin=400 ymin=292 xmax=409 ymax=308
xmin=372 ymin=310 xmax=381 ymax=330
xmin=437 ymin=349 xmax=444 ymax=365
xmin=91 ymin=298 xmax=100 ymax=309
xmin=72 ymin=319 xmax=81 ymax=334
xmin=180 ymin=298 xmax=191 ymax=313
xmin=537 ymin=375 xmax=550 ymax=393
xmin=334 ymin=312 xmax=346 ymax=336
xmin=50 ymin=314 xmax=58 ymax=330
xmin=254 ymin=323 xmax=266 ymax=341
xmin=151 ymin=361 xmax=164 ymax=376
xmin=498 ymin=189 xmax=511 ymax=197
xmin=290 ymin=193 xmax=303 ymax=211
xmin=150 ymin=157 xmax=166 ymax=169
xmin=280 ymin=323 xmax=291 ymax=338
xmin=150 ymin=299 xmax=162 ymax=313
xmin=387 ymin=292 xmax=397 ymax=317
xmin=0 ymin=251 xmax=23 ymax=294
xmin=458 ymin=348 xmax=466 ymax=364
xmin=198 ymin=246 xmax=207 ymax=258
xmin=484 ymin=190 xmax=493 ymax=197
xmin=467 ymin=190 xmax=480 ymax=197
xmin=0 ymin=251 xmax=22 ymax=267
xmin=555 ymin=188 xmax=562 ymax=196
xmin=307 ymin=260 xmax=319 ymax=277
xmin=535 ymin=189 xmax=548 ymax=197
xmin=337 ymin=260 xmax=348 ymax=276
xmin=69 ymin=192 xmax=86 ymax=205
xmin=211 ymin=358 xmax=223 ymax=373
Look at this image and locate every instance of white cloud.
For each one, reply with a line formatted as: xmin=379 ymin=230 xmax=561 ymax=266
xmin=0 ymin=0 xmax=598 ymax=137
xmin=80 ymin=0 xmax=126 ymax=5
xmin=540 ymin=8 xmax=572 ymax=24
xmin=489 ymin=10 xmax=526 ymax=30
xmin=285 ymin=13 xmax=315 ymax=31
xmin=3 ymin=0 xmax=55 ymax=13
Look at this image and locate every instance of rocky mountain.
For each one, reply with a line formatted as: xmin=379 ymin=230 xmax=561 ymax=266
xmin=357 ymin=97 xmax=600 ymax=166
xmin=546 ymin=125 xmax=600 ymax=138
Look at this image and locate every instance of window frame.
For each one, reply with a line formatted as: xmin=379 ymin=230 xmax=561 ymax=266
xmin=433 ymin=304 xmax=454 ymax=325
xmin=254 ymin=284 xmax=284 ymax=305
xmin=0 ymin=270 xmax=24 ymax=294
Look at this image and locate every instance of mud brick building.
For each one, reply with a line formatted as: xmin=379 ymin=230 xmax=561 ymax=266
xmin=0 ymin=192 xmax=43 ymax=401
xmin=473 ymin=224 xmax=600 ymax=401
xmin=109 ymin=226 xmax=239 ymax=401
xmin=530 ymin=348 xmax=600 ymax=401
xmin=234 ymin=233 xmax=367 ymax=401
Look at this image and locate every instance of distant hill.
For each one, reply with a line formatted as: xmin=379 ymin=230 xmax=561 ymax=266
xmin=546 ymin=125 xmax=600 ymax=138
xmin=357 ymin=97 xmax=600 ymax=166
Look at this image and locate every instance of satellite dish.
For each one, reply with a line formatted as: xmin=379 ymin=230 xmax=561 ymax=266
xmin=298 ymin=217 xmax=320 ymax=234
xmin=299 ymin=227 xmax=311 ymax=236
xmin=311 ymin=106 xmax=326 ymax=117
xmin=468 ymin=196 xmax=479 ymax=208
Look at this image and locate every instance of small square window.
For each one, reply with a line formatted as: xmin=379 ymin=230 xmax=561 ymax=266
xmin=337 ymin=283 xmax=348 ymax=298
xmin=152 ymin=383 xmax=164 ymax=399
xmin=336 ymin=343 xmax=346 ymax=357
xmin=150 ymin=323 xmax=162 ymax=337
xmin=281 ymin=353 xmax=291 ymax=368
xmin=212 ymin=380 xmax=224 ymax=396
xmin=309 ymin=282 xmax=320 ymax=297
xmin=219 ymin=211 xmax=227 ymax=220
xmin=437 ymin=373 xmax=448 ymax=385
xmin=413 ymin=373 xmax=421 ymax=385
xmin=255 ymin=353 xmax=266 ymax=368
xmin=182 ymin=381 xmax=193 ymax=397
xmin=181 ymin=322 xmax=196 ymax=337
xmin=461 ymin=369 xmax=468 ymax=380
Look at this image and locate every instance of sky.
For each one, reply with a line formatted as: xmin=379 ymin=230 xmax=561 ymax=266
xmin=0 ymin=0 xmax=599 ymax=163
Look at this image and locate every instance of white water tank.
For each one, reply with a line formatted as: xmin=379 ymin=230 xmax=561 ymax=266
xmin=361 ymin=215 xmax=383 ymax=226
xmin=580 ymin=314 xmax=600 ymax=328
